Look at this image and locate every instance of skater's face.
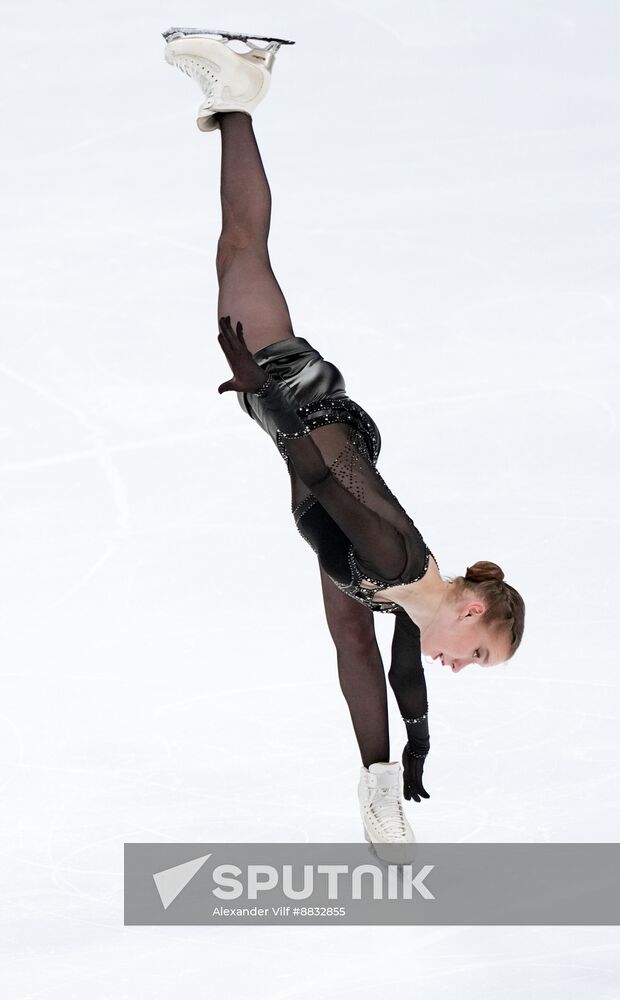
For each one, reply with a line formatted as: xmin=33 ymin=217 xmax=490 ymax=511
xmin=422 ymin=599 xmax=511 ymax=673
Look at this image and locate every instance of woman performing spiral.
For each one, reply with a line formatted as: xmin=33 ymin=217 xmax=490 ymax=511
xmin=163 ymin=27 xmax=525 ymax=846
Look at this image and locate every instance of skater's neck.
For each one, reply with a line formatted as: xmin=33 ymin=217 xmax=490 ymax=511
xmin=398 ymin=566 xmax=453 ymax=635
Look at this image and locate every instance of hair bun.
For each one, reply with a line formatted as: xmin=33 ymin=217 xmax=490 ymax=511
xmin=465 ymin=560 xmax=505 ymax=584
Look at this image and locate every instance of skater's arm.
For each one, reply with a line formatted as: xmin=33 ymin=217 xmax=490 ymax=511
xmin=217 ymin=314 xmax=407 ymax=580
xmin=258 ymin=376 xmax=408 ymax=579
xmin=388 ymin=607 xmax=430 ymax=751
xmin=389 ymin=607 xmax=431 ymax=802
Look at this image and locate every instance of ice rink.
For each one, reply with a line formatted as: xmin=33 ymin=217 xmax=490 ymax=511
xmin=2 ymin=0 xmax=619 ymax=995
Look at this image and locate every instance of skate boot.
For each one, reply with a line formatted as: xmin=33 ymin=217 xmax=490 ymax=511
xmin=162 ymin=27 xmax=295 ymax=132
xmin=358 ymin=762 xmax=416 ymax=862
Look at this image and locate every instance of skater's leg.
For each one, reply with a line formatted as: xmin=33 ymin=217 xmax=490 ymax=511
xmin=215 ymin=112 xmax=295 ymax=355
xmin=319 ymin=563 xmax=390 ymax=768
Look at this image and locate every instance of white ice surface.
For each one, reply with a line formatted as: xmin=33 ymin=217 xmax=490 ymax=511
xmin=1 ymin=0 xmax=619 ymax=996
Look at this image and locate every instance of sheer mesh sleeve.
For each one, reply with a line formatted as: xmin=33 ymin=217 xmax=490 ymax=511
xmin=253 ymin=375 xmax=410 ymax=581
xmin=388 ymin=606 xmax=430 ymax=752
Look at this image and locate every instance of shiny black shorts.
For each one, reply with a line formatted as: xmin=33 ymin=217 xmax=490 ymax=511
xmin=237 ymin=335 xmax=382 ymax=464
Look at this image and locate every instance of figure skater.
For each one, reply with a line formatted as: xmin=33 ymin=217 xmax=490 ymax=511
xmin=162 ymin=28 xmax=525 ymax=845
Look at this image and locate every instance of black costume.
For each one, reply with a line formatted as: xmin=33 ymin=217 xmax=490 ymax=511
xmin=237 ymin=336 xmax=432 ymax=772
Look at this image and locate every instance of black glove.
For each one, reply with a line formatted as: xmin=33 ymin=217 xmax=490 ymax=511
xmin=402 ymin=743 xmax=431 ymax=802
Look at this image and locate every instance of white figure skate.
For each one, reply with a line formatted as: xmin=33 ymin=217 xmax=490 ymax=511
xmin=162 ymin=27 xmax=295 ymax=132
xmin=358 ymin=762 xmax=417 ymax=862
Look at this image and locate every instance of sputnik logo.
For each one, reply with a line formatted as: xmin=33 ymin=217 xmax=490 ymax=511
xmin=153 ymin=854 xmax=212 ymax=909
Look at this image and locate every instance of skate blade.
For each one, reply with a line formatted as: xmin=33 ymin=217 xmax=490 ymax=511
xmin=162 ymin=27 xmax=295 ymax=47
xmin=366 ymin=841 xmax=418 ymax=865
xmin=362 ymin=823 xmax=417 ymax=863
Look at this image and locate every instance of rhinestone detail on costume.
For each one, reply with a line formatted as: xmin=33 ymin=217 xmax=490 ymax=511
xmin=402 ymin=711 xmax=429 ymax=724
xmin=329 ymin=435 xmax=367 ymax=502
xmin=280 ymin=395 xmax=436 ymax=613
xmin=292 ymin=492 xmax=319 ymax=523
xmin=344 ymin=544 xmax=433 ymax=613
xmin=254 ymin=373 xmax=275 ymax=398
xmin=275 ymin=397 xmax=381 ymax=467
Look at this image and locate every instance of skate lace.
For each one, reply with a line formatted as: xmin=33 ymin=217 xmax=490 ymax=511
xmin=369 ymin=785 xmax=407 ymax=839
xmin=174 ymin=55 xmax=217 ymax=100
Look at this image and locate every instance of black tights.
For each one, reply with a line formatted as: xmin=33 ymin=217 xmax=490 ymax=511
xmin=215 ymin=112 xmax=390 ymax=767
xmin=215 ymin=112 xmax=295 ymax=353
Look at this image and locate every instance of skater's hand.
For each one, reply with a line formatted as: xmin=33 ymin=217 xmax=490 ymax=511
xmin=217 ymin=315 xmax=268 ymax=395
xmin=402 ymin=742 xmax=431 ymax=803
